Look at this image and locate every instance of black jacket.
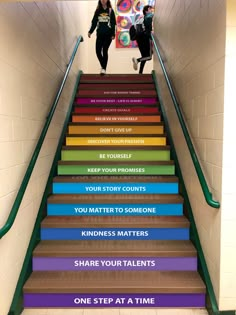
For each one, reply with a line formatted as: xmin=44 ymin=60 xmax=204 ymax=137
xmin=89 ymin=7 xmax=116 ymax=37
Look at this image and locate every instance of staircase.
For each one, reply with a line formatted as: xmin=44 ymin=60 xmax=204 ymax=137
xmin=23 ymin=74 xmax=206 ymax=309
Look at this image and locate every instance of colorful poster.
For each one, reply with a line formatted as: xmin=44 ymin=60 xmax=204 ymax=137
xmin=115 ymin=0 xmax=155 ymax=48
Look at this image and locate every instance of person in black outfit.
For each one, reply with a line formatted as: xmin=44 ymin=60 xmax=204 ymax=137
xmin=132 ymin=5 xmax=154 ymax=74
xmin=88 ymin=0 xmax=116 ymax=75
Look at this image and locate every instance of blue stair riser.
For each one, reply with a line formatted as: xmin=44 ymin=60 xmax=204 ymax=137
xmin=52 ymin=183 xmax=178 ymax=194
xmin=47 ymin=203 xmax=183 ymax=216
xmin=41 ymin=228 xmax=189 ymax=240
xmin=24 ymin=293 xmax=205 ymax=308
xmin=33 ymin=257 xmax=197 ymax=271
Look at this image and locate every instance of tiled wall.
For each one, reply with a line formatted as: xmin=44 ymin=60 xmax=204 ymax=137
xmin=0 ymin=2 xmax=87 ymax=314
xmin=153 ymin=0 xmax=236 ymax=310
xmin=154 ymin=0 xmax=230 ymax=309
xmin=220 ymin=0 xmax=236 ymax=310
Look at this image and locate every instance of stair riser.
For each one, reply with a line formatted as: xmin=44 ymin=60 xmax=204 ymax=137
xmin=66 ymin=137 xmax=166 ymax=146
xmin=75 ymin=98 xmax=157 ymax=105
xmin=72 ymin=115 xmax=161 ymax=123
xmin=74 ymin=107 xmax=159 ymax=114
xmin=52 ymin=183 xmax=178 ymax=195
xmin=47 ymin=204 xmax=183 ymax=216
xmin=24 ymin=293 xmax=205 ymax=308
xmin=68 ymin=125 xmax=164 ymax=135
xmin=61 ymin=150 xmax=170 ymax=161
xmin=33 ymin=257 xmax=197 ymax=271
xmin=41 ymin=228 xmax=189 ymax=241
xmin=58 ymin=165 xmax=175 ymax=176
xmin=77 ymin=91 xmax=157 ymax=97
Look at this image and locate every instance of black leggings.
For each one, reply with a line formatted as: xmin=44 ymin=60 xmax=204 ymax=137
xmin=136 ymin=34 xmax=152 ymax=74
xmin=96 ymin=35 xmax=112 ymax=70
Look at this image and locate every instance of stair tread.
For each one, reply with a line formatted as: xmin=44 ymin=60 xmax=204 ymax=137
xmin=23 ymin=271 xmax=206 ymax=293
xmin=41 ymin=215 xmax=189 ymax=228
xmin=66 ymin=134 xmax=166 ymax=137
xmin=62 ymin=145 xmax=170 ymax=150
xmin=47 ymin=193 xmax=184 ymax=204
xmin=68 ymin=122 xmax=164 ymax=126
xmin=33 ymin=240 xmax=197 ymax=257
xmin=53 ymin=175 xmax=178 ymax=183
xmin=58 ymin=161 xmax=174 ymax=165
xmin=78 ymin=83 xmax=155 ymax=90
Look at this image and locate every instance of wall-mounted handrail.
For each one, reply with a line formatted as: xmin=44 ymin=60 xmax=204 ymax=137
xmin=151 ymin=34 xmax=220 ymax=209
xmin=0 ymin=35 xmax=84 ymax=239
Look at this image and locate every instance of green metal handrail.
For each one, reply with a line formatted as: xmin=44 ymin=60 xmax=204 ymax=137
xmin=151 ymin=34 xmax=220 ymax=209
xmin=0 ymin=35 xmax=84 ymax=239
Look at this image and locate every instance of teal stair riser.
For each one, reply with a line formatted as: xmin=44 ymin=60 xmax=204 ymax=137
xmin=47 ymin=203 xmax=183 ymax=216
xmin=52 ymin=183 xmax=178 ymax=194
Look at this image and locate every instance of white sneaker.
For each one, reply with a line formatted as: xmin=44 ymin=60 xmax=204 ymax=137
xmin=100 ymin=68 xmax=106 ymax=75
xmin=132 ymin=57 xmax=138 ymax=71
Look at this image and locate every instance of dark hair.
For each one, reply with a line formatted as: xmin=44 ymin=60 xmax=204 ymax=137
xmin=143 ymin=5 xmax=152 ymax=15
xmin=96 ymin=0 xmax=112 ymax=10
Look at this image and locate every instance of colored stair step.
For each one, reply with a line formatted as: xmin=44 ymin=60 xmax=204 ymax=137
xmin=23 ymin=271 xmax=206 ymax=307
xmin=61 ymin=147 xmax=170 ymax=161
xmin=47 ymin=193 xmax=184 ymax=216
xmin=65 ymin=136 xmax=166 ymax=146
xmin=68 ymin=124 xmax=164 ymax=135
xmin=57 ymin=161 xmax=175 ymax=175
xmin=72 ymin=115 xmax=161 ymax=123
xmin=32 ymin=240 xmax=197 ymax=271
xmin=52 ymin=175 xmax=179 ymax=194
xmin=40 ymin=216 xmax=190 ymax=240
xmin=77 ymin=90 xmax=157 ymax=97
xmin=74 ymin=107 xmax=159 ymax=114
xmin=75 ymin=97 xmax=157 ymax=105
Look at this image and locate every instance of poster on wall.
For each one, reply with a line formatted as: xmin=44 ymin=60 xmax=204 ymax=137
xmin=115 ymin=0 xmax=155 ymax=48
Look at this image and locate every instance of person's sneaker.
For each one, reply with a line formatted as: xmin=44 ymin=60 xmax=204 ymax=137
xmin=100 ymin=69 xmax=106 ymax=76
xmin=132 ymin=57 xmax=138 ymax=71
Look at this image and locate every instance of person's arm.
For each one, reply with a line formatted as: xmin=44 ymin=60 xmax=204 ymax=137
xmin=88 ymin=10 xmax=99 ymax=37
xmin=144 ymin=14 xmax=153 ymax=37
xmin=110 ymin=9 xmax=116 ymax=38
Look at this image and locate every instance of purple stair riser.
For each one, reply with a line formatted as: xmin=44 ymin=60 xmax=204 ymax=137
xmin=75 ymin=98 xmax=157 ymax=105
xmin=33 ymin=257 xmax=197 ymax=271
xmin=24 ymin=293 xmax=205 ymax=307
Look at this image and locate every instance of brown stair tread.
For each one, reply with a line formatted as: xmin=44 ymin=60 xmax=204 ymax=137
xmin=33 ymin=240 xmax=197 ymax=257
xmin=58 ymin=161 xmax=174 ymax=166
xmin=68 ymin=122 xmax=164 ymax=126
xmin=72 ymin=112 xmax=160 ymax=116
xmin=62 ymin=145 xmax=170 ymax=150
xmin=78 ymin=83 xmax=156 ymax=90
xmin=66 ymin=133 xmax=166 ymax=138
xmin=23 ymin=270 xmax=205 ymax=294
xmin=80 ymin=74 xmax=153 ymax=84
xmin=47 ymin=193 xmax=183 ymax=204
xmin=53 ymin=175 xmax=178 ymax=183
xmin=41 ymin=215 xmax=189 ymax=228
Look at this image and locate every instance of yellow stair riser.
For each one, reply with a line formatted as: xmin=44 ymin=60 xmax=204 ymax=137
xmin=68 ymin=125 xmax=164 ymax=135
xmin=66 ymin=137 xmax=166 ymax=146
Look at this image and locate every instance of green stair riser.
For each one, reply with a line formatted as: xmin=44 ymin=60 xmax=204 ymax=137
xmin=61 ymin=150 xmax=170 ymax=161
xmin=57 ymin=165 xmax=175 ymax=175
